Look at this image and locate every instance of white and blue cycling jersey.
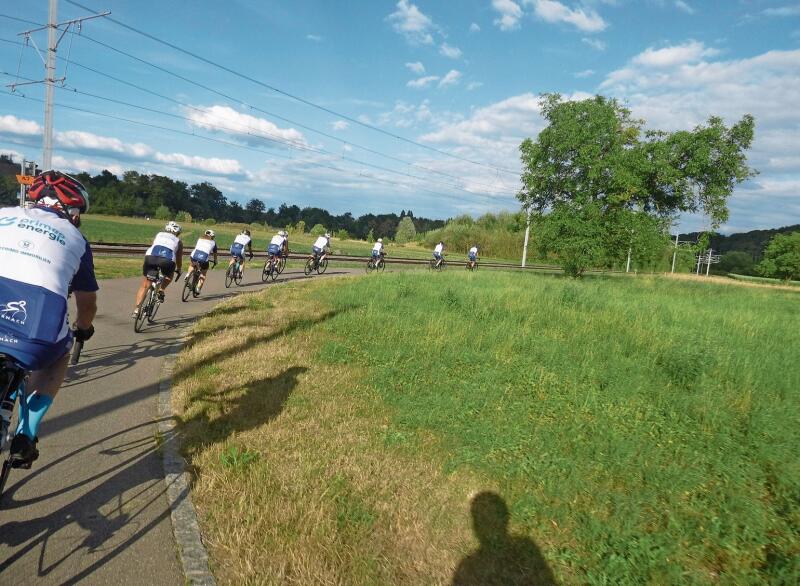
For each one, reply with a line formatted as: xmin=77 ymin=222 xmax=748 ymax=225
xmin=191 ymin=238 xmax=217 ymax=263
xmin=230 ymin=234 xmax=251 ymax=258
xmin=268 ymin=234 xmax=286 ymax=257
xmin=372 ymin=242 xmax=383 ymax=257
xmin=145 ymin=231 xmax=180 ymax=261
xmin=468 ymin=246 xmax=478 ymax=261
xmin=0 ymin=206 xmax=98 ymax=370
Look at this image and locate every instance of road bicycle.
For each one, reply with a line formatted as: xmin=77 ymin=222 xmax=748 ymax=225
xmin=366 ymin=254 xmax=386 ymax=273
xmin=430 ymin=256 xmax=448 ymax=271
xmin=466 ymin=259 xmax=478 ymax=272
xmin=304 ymin=253 xmax=328 ymax=276
xmin=182 ymin=260 xmax=215 ymax=301
xmin=134 ymin=267 xmax=166 ymax=332
xmin=0 ymin=340 xmax=84 ymax=503
xmin=225 ymin=256 xmax=245 ymax=288
xmin=262 ymin=254 xmax=285 ymax=282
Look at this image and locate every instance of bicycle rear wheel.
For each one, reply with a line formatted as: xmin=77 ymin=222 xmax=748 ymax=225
xmin=192 ymin=272 xmax=201 ymax=297
xmin=134 ymin=290 xmax=151 ymax=332
xmin=366 ymin=259 xmax=374 ymax=273
xmin=261 ymin=262 xmax=270 ymax=283
xmin=277 ymin=256 xmax=286 ymax=274
xmin=378 ymin=259 xmax=385 ymax=272
xmin=181 ymin=277 xmax=193 ymax=302
xmin=225 ymin=265 xmax=234 ymax=288
xmin=304 ymin=258 xmax=314 ymax=276
xmin=234 ymin=265 xmax=243 ymax=285
xmin=317 ymin=258 xmax=328 ymax=274
xmin=148 ymin=292 xmax=161 ymax=324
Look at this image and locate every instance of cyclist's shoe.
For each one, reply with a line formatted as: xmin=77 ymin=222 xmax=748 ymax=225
xmin=10 ymin=434 xmax=39 ymax=469
xmin=157 ymin=290 xmax=166 ymax=303
xmin=131 ymin=308 xmax=139 ymax=319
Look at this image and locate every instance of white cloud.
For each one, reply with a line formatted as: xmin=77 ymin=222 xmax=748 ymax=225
xmin=387 ymin=0 xmax=435 ymax=45
xmin=331 ymin=120 xmax=349 ymax=131
xmin=763 ymin=5 xmax=800 ymax=17
xmin=440 ymin=42 xmax=463 ymax=59
xmin=631 ymin=40 xmax=719 ymax=68
xmin=492 ymin=0 xmax=524 ymax=31
xmin=529 ymin=0 xmax=607 ymax=32
xmin=306 ymin=34 xmax=323 ymax=42
xmin=405 ymin=61 xmax=426 ymax=74
xmin=0 ymin=115 xmax=42 ymax=136
xmin=470 ymin=22 xmax=481 ymax=33
xmin=185 ymin=105 xmax=307 ymax=147
xmin=674 ymin=1 xmax=695 ymax=15
xmin=467 ymin=81 xmax=484 ymax=91
xmin=407 ymin=75 xmax=440 ymax=88
xmin=55 ymin=130 xmax=154 ymax=159
xmin=574 ymin=68 xmax=595 ymax=78
xmin=582 ymin=37 xmax=606 ymax=51
xmin=154 ymin=152 xmax=242 ymax=176
xmin=438 ymin=69 xmax=463 ymax=88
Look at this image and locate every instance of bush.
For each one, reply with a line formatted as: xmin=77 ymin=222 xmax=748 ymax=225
xmin=295 ymin=220 xmax=306 ymax=234
xmin=336 ymin=229 xmax=350 ymax=240
xmin=203 ymin=218 xmax=216 ymax=226
xmin=757 ymin=231 xmax=800 ymax=281
xmin=175 ymin=210 xmax=193 ymax=223
xmin=395 ymin=216 xmax=417 ymax=244
xmin=310 ymin=223 xmax=327 ymax=236
xmin=154 ymin=205 xmax=171 ymax=220
xmin=717 ymin=251 xmax=755 ymax=275
xmin=367 ymin=229 xmax=375 ymax=243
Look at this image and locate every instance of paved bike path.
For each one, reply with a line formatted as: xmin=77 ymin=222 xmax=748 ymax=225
xmin=0 ymin=267 xmax=354 ymax=584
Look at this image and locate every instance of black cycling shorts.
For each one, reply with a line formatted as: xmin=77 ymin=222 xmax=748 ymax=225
xmin=194 ymin=260 xmax=210 ymax=271
xmin=143 ymin=255 xmax=176 ymax=280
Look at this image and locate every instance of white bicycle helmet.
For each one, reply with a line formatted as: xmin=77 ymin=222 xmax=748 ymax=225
xmin=280 ymin=230 xmax=288 ymax=237
xmin=324 ymin=232 xmax=331 ymax=238
xmin=377 ymin=238 xmax=383 ymax=243
xmin=204 ymin=229 xmax=216 ymax=238
xmin=165 ymin=221 xmax=181 ymax=235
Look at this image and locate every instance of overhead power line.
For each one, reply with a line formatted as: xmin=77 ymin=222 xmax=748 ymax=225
xmin=0 ymin=89 xmax=513 ymax=207
xmin=64 ymin=0 xmax=520 ymax=176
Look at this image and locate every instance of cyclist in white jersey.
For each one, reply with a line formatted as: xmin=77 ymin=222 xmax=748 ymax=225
xmin=468 ymin=244 xmax=479 ymax=268
xmin=267 ymin=230 xmax=289 ymax=261
xmin=433 ymin=241 xmax=445 ymax=267
xmin=185 ymin=229 xmax=218 ymax=295
xmin=0 ymin=171 xmax=97 ymax=468
xmin=372 ymin=238 xmax=385 ymax=262
xmin=229 ymin=229 xmax=253 ymax=276
xmin=132 ymin=221 xmax=183 ymax=317
xmin=312 ymin=233 xmax=330 ymax=260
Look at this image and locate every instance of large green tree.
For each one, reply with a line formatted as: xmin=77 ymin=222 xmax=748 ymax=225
xmin=519 ymin=94 xmax=756 ymax=276
xmin=757 ymin=231 xmax=800 ymax=281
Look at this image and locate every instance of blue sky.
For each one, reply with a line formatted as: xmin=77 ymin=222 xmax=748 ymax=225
xmin=1 ymin=0 xmax=798 ymax=232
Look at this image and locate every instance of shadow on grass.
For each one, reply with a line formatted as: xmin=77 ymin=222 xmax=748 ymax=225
xmin=452 ymin=492 xmax=555 ymax=586
xmin=181 ymin=366 xmax=308 ymax=450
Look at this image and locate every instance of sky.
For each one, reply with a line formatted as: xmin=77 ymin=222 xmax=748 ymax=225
xmin=0 ymin=0 xmax=798 ymax=233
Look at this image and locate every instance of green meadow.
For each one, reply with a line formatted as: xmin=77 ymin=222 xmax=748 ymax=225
xmin=172 ymin=271 xmax=799 ymax=584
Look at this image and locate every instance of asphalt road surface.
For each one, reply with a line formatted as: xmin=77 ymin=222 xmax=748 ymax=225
xmin=0 ymin=265 xmax=355 ymax=584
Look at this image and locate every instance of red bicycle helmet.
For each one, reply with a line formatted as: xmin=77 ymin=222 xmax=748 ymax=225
xmin=28 ymin=170 xmax=90 ymax=213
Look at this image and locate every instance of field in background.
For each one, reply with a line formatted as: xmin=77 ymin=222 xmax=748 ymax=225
xmin=172 ymin=271 xmax=799 ymax=584
xmin=81 ymin=214 xmax=523 ymax=263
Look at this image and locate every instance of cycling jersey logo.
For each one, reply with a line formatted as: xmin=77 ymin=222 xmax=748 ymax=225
xmin=0 ymin=217 xmax=16 ymax=227
xmin=18 ymin=240 xmax=33 ymax=251
xmin=0 ymin=300 xmax=27 ymax=325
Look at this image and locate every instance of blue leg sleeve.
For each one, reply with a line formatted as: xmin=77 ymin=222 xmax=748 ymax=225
xmin=17 ymin=392 xmax=53 ymax=439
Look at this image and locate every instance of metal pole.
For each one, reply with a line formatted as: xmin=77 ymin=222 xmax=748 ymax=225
xmin=705 ymin=248 xmax=712 ymax=276
xmin=19 ymin=158 xmax=26 ymax=207
xmin=521 ymin=208 xmax=531 ymax=268
xmin=625 ymin=247 xmax=632 ymax=273
xmin=671 ymin=232 xmax=679 ymax=273
xmin=42 ymin=0 xmax=58 ymax=170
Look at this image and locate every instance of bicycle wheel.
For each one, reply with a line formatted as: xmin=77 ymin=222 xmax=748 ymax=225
xmin=278 ymin=256 xmax=286 ymax=274
xmin=148 ymin=291 xmax=161 ymax=324
xmin=304 ymin=258 xmax=314 ymax=276
xmin=181 ymin=276 xmax=193 ymax=302
xmin=134 ymin=289 xmax=151 ymax=332
xmin=317 ymin=258 xmax=328 ymax=274
xmin=0 ymin=458 xmax=12 ymax=502
xmin=366 ymin=259 xmax=374 ymax=273
xmin=441 ymin=260 xmax=448 ymax=271
xmin=270 ymin=262 xmax=279 ymax=281
xmin=234 ymin=264 xmax=243 ymax=286
xmin=225 ymin=265 xmax=234 ymax=288
xmin=191 ymin=272 xmax=201 ymax=297
xmin=261 ymin=261 xmax=270 ymax=283
xmin=378 ymin=259 xmax=385 ymax=272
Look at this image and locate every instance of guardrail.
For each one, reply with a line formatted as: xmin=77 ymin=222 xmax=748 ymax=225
xmin=89 ymin=242 xmax=620 ymax=274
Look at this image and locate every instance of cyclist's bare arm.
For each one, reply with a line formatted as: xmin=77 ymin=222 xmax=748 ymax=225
xmin=176 ymin=241 xmax=184 ymax=273
xmin=75 ymin=290 xmax=97 ymax=329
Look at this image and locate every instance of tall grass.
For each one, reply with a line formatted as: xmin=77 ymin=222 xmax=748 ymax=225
xmin=174 ymin=272 xmax=799 ymax=584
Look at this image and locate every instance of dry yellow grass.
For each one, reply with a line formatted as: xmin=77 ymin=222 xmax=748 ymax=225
xmin=661 ymin=271 xmax=800 ymax=292
xmin=171 ymin=278 xmax=510 ymax=585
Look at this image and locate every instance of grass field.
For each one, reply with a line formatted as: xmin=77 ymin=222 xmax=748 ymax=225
xmin=81 ymin=214 xmax=521 ymax=263
xmin=171 ymin=271 xmax=799 ymax=584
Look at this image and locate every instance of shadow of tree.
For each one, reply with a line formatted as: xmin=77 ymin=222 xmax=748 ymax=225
xmin=452 ymin=492 xmax=556 ymax=586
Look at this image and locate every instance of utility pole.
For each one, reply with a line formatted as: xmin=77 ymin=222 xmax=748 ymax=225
xmin=19 ymin=158 xmax=27 ymax=207
xmin=706 ymin=248 xmax=712 ymax=276
xmin=521 ymin=207 xmax=531 ymax=268
xmin=671 ymin=232 xmax=679 ymax=273
xmin=8 ymin=3 xmax=110 ymax=170
xmin=625 ymin=247 xmax=632 ymax=273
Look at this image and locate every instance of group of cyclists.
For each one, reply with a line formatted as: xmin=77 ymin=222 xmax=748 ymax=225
xmin=0 ymin=169 xmax=481 ymax=471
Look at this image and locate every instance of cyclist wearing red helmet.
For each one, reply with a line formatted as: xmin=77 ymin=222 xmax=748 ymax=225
xmin=0 ymin=170 xmax=98 ymax=468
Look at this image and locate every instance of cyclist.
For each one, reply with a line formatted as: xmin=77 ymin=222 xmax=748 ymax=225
xmin=229 ymin=229 xmax=253 ymax=277
xmin=468 ymin=244 xmax=479 ymax=269
xmin=267 ymin=229 xmax=289 ymax=268
xmin=371 ymin=238 xmax=385 ymax=263
xmin=433 ymin=241 xmax=445 ymax=268
xmin=132 ymin=221 xmax=183 ymax=317
xmin=185 ymin=229 xmax=218 ymax=295
xmin=312 ymin=232 xmax=331 ymax=265
xmin=0 ymin=170 xmax=97 ymax=468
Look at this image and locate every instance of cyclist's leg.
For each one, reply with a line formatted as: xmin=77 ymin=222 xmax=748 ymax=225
xmin=197 ymin=261 xmax=210 ymax=290
xmin=159 ymin=260 xmax=177 ymax=291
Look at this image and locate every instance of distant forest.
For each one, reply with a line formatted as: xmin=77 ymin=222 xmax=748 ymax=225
xmin=678 ymin=226 xmax=800 ymax=262
xmin=0 ymin=157 xmax=444 ymax=240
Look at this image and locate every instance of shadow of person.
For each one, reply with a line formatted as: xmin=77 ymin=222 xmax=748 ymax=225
xmin=452 ymin=492 xmax=556 ymax=586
